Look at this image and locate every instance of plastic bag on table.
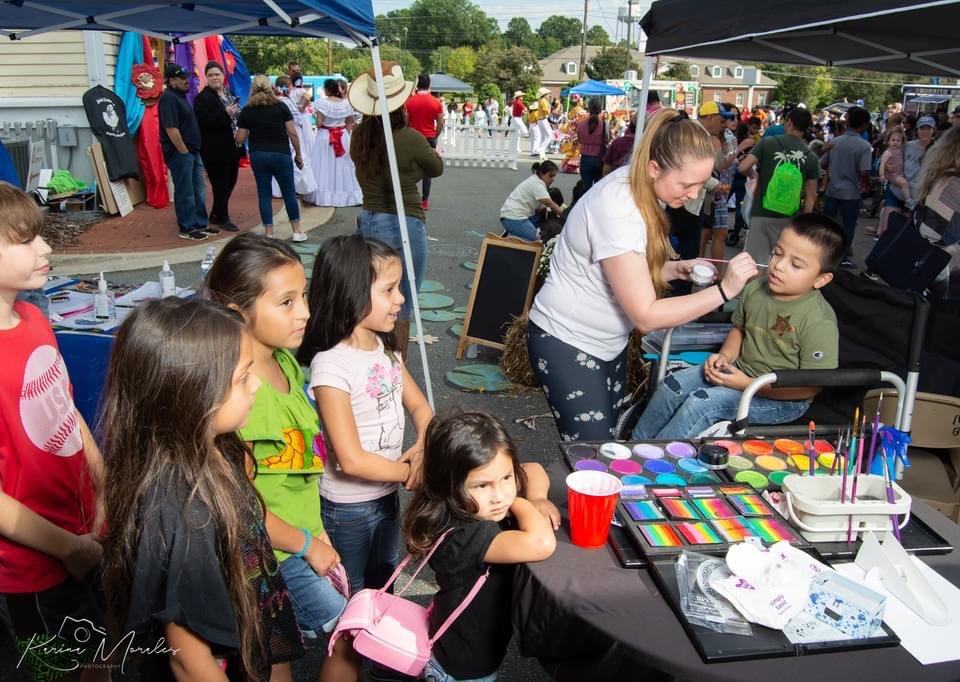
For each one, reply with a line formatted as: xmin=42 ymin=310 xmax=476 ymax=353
xmin=676 ymin=550 xmax=753 ymax=636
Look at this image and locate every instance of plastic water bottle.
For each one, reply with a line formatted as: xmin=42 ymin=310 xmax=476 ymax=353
xmin=200 ymin=245 xmax=217 ymax=285
xmin=159 ymin=260 xmax=176 ymax=298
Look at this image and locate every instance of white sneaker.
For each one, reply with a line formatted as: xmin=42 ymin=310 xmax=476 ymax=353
xmin=291 ymin=232 xmax=308 ymax=242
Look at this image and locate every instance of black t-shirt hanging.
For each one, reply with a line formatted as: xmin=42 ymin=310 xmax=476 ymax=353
xmin=82 ymin=85 xmax=140 ymax=181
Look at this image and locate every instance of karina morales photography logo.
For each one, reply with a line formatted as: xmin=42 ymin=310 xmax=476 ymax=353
xmin=16 ymin=616 xmax=179 ymax=680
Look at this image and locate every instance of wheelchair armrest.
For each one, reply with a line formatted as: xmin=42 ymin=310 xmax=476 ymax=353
xmin=733 ymin=369 xmax=907 ymax=434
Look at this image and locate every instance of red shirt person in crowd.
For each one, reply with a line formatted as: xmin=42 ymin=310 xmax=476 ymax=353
xmin=405 ymin=73 xmax=445 ymax=211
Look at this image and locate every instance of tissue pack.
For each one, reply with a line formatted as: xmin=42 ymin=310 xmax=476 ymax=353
xmin=806 ymin=572 xmax=886 ymax=638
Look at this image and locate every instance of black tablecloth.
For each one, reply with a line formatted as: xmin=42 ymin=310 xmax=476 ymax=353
xmin=513 ymin=463 xmax=960 ymax=682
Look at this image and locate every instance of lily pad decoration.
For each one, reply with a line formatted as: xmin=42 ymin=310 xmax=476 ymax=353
xmin=461 ymin=261 xmax=477 ymax=271
xmin=452 ymin=305 xmax=468 ymax=319
xmin=419 ymin=280 xmax=445 ymax=293
xmin=291 ymin=243 xmax=321 ymax=257
xmin=418 ymin=292 xmax=455 ymax=309
xmin=420 ymin=310 xmax=458 ymax=322
xmin=449 ymin=323 xmax=464 ymax=338
xmin=446 ymin=364 xmax=512 ymax=392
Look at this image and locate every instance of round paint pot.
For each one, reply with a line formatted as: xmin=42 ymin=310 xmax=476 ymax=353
xmin=817 ymin=451 xmax=837 ymax=469
xmin=788 ymin=454 xmax=814 ymax=472
xmin=755 ymin=454 xmax=787 ymax=472
xmin=599 ymin=442 xmax=632 ymax=460
xmin=655 ymin=473 xmax=688 ymax=486
xmin=678 ymin=458 xmax=708 ymax=474
xmin=632 ymin=443 xmax=664 ymax=459
xmin=727 ymin=455 xmax=754 ymax=471
xmin=567 ymin=443 xmax=598 ymax=459
xmin=804 ymin=439 xmax=835 ymax=454
xmin=665 ymin=441 xmax=697 ymax=459
xmin=697 ymin=443 xmax=729 ymax=470
xmin=774 ymin=438 xmax=805 ymax=456
xmin=735 ymin=470 xmax=769 ymax=489
xmin=610 ymin=459 xmax=643 ymax=475
xmin=712 ymin=439 xmax=743 ymax=456
xmin=690 ymin=472 xmax=721 ymax=484
xmin=574 ymin=459 xmax=607 ymax=472
xmin=742 ymin=439 xmax=773 ymax=456
xmin=768 ymin=470 xmax=792 ymax=488
xmin=621 ymin=474 xmax=653 ymax=486
xmin=645 ymin=459 xmax=676 ymax=475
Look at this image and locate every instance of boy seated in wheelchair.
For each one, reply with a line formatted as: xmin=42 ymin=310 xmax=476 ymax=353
xmin=633 ymin=212 xmax=847 ymax=439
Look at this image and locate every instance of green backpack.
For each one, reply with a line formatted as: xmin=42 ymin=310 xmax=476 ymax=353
xmin=762 ymin=137 xmax=804 ymax=216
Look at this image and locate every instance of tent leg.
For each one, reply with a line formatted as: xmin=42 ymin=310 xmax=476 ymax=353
xmin=370 ymin=46 xmax=435 ymax=410
xmin=633 ymin=55 xmax=654 ymax=151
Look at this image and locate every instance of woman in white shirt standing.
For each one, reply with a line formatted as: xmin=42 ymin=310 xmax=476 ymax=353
xmin=527 ymin=109 xmax=759 ymax=440
xmin=307 ymin=79 xmax=362 ymax=207
xmin=499 ymin=161 xmax=563 ymax=241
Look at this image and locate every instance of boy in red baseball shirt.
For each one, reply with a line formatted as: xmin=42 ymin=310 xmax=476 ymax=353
xmin=0 ymin=184 xmax=106 ymax=681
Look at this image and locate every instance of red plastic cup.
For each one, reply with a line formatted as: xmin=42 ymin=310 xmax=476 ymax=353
xmin=566 ymin=470 xmax=622 ymax=549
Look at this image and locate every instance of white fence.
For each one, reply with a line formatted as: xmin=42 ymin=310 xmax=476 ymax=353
xmin=438 ymin=124 xmax=518 ymax=170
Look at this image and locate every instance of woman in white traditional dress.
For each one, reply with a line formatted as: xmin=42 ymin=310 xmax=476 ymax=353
xmin=289 ymin=73 xmax=316 ymax=162
xmin=272 ymin=75 xmax=316 ymax=199
xmin=306 ymin=79 xmax=362 ymax=206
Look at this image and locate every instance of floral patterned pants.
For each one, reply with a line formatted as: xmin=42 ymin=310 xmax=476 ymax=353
xmin=527 ymin=321 xmax=627 ymax=441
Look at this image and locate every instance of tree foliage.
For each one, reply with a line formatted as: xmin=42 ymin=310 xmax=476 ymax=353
xmin=376 ymin=0 xmax=499 ymax=54
xmin=228 ymin=36 xmax=351 ymax=75
xmin=446 ymin=47 xmax=478 ymax=81
xmin=585 ymin=47 xmax=639 ymax=81
xmin=503 ymin=17 xmax=534 ymax=47
xmin=586 ymin=25 xmax=611 ymax=46
xmin=660 ymin=61 xmax=691 ymax=81
xmin=537 ymin=15 xmax=582 ymax=48
xmin=764 ymin=64 xmax=909 ymax=110
xmin=337 ymin=45 xmax=422 ymax=82
xmin=471 ymin=45 xmax=542 ymax=98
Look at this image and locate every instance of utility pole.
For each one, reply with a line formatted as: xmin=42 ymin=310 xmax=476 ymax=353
xmin=578 ymin=0 xmax=588 ymax=80
xmin=625 ymin=0 xmax=633 ymax=75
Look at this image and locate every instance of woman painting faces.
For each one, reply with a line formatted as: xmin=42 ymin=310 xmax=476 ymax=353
xmin=528 ymin=109 xmax=759 ymax=440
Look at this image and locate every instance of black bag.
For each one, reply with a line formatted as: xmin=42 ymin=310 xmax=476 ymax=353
xmin=864 ymin=208 xmax=949 ymax=292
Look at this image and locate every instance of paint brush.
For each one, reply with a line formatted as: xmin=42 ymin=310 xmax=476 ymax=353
xmin=866 ymin=393 xmax=884 ymax=474
xmin=881 ymin=445 xmax=902 ymax=541
xmin=846 ymin=415 xmax=868 ymax=543
xmin=830 ymin=428 xmax=842 ymax=475
xmin=700 ymin=258 xmax=769 ymax=269
xmin=807 ymin=421 xmax=816 ymax=476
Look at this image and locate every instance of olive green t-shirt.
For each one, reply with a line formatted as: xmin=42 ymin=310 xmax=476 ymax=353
xmin=238 ymin=348 xmax=324 ymax=561
xmin=731 ymin=278 xmax=838 ymax=378
xmin=749 ymin=134 xmax=820 ymax=218
xmin=353 ymin=125 xmax=444 ymax=221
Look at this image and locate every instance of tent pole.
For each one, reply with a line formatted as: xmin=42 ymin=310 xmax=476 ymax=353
xmin=370 ymin=45 xmax=435 ymax=410
xmin=633 ymin=55 xmax=654 ymax=150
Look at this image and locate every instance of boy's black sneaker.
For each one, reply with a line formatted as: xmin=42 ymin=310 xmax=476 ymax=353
xmin=219 ymin=221 xmax=240 ymax=232
xmin=839 ymin=257 xmax=857 ymax=269
xmin=179 ymin=230 xmax=209 ymax=241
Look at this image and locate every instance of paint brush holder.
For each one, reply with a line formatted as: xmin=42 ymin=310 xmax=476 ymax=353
xmin=781 ymin=475 xmax=912 ymax=543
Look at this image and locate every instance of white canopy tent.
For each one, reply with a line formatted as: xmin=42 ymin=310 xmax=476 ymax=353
xmin=0 ymin=0 xmax=437 ymax=407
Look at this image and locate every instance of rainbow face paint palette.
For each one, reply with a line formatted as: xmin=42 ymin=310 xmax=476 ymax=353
xmin=560 ymin=440 xmax=723 ymax=492
xmin=613 ymin=483 xmax=809 ymax=558
xmin=701 ymin=438 xmax=833 ymax=491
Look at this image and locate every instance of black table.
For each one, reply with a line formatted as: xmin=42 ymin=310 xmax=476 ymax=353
xmin=513 ymin=463 xmax=960 ymax=682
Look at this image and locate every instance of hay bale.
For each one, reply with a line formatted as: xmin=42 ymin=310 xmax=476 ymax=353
xmin=499 ymin=313 xmax=539 ymax=387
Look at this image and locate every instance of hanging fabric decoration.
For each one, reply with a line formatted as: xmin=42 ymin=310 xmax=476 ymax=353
xmin=115 ymin=32 xmax=145 ymax=135
xmin=135 ymin=34 xmax=169 ymax=208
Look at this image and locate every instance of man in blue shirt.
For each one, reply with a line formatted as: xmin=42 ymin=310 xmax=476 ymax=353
xmin=820 ymin=106 xmax=872 ymax=267
xmin=159 ymin=64 xmax=213 ymax=241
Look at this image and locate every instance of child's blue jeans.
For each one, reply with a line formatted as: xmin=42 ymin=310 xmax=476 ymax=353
xmin=321 ymin=491 xmax=400 ymax=594
xmin=279 ymin=555 xmax=347 ymax=637
xmin=631 ymin=365 xmax=811 ymax=439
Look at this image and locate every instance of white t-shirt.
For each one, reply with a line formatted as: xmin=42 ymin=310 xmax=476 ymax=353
xmin=529 ymin=165 xmax=647 ymax=361
xmin=308 ymin=339 xmax=404 ymax=503
xmin=501 ymin=173 xmax=549 ymax=220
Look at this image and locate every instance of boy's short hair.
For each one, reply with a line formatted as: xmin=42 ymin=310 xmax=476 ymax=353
xmin=787 ymin=107 xmax=814 ymax=132
xmin=0 ymin=182 xmax=43 ymax=245
xmin=748 ymin=116 xmax=762 ymax=128
xmin=786 ymin=212 xmax=848 ymax=272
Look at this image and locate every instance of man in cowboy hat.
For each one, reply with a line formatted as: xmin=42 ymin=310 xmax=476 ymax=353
xmin=529 ymin=86 xmax=552 ymax=159
xmin=405 ymin=73 xmax=444 ymax=211
xmin=510 ymin=90 xmax=528 ymax=153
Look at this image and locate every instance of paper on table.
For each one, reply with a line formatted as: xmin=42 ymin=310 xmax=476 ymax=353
xmin=834 ymin=559 xmax=960 ymax=665
xmin=115 ymin=282 xmax=195 ymax=306
xmin=53 ymin=306 xmax=130 ymax=332
xmin=48 ymin=291 xmax=95 ymax=316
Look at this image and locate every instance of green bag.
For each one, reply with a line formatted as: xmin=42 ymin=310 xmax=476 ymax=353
xmin=762 ymin=137 xmax=804 ymax=216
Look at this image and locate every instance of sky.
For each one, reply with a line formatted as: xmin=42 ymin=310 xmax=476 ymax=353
xmin=373 ymin=0 xmax=653 ymax=43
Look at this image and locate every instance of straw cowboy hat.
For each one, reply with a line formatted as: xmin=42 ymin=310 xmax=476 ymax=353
xmin=513 ymin=90 xmax=524 ymax=98
xmin=348 ymin=61 xmax=414 ymax=116
xmin=537 ymin=87 xmax=551 ymax=97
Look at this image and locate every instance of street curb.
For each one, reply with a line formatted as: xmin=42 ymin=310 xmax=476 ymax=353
xmin=51 ymin=204 xmax=335 ymax=275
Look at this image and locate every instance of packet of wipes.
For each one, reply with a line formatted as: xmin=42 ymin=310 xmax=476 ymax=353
xmin=709 ymin=540 xmax=830 ymax=630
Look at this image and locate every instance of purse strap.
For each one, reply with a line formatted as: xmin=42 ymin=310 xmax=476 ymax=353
xmin=377 ymin=527 xmax=456 ymax=598
xmin=428 ymin=566 xmax=490 ymax=645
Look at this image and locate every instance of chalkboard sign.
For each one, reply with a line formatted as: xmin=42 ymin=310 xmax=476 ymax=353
xmin=457 ymin=234 xmax=542 ymax=358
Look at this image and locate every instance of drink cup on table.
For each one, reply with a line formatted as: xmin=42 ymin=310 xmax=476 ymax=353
xmin=565 ymin=470 xmax=622 ymax=549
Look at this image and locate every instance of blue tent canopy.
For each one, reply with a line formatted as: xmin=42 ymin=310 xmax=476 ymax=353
xmin=0 ymin=1 xmax=375 ymax=44
xmin=561 ymin=80 xmax=626 ymax=97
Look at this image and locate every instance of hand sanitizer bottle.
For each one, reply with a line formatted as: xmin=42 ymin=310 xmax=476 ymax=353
xmin=93 ymin=272 xmax=115 ymax=320
xmin=159 ymin=260 xmax=176 ymax=298
xmin=200 ymin=245 xmax=217 ymax=285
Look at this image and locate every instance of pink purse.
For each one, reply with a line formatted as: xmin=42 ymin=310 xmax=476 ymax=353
xmin=327 ymin=529 xmax=489 ymax=677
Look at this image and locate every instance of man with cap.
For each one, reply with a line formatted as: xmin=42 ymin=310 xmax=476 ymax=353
xmin=159 ymin=63 xmax=212 ymax=240
xmin=697 ymin=102 xmax=737 ymax=262
xmin=510 ymin=90 xmax=528 ymax=153
xmin=404 ymin=73 xmax=444 ymax=211
xmin=901 ymin=115 xmax=938 ymax=206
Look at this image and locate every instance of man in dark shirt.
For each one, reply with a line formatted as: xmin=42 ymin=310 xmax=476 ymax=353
xmin=159 ymin=64 xmax=213 ymax=241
